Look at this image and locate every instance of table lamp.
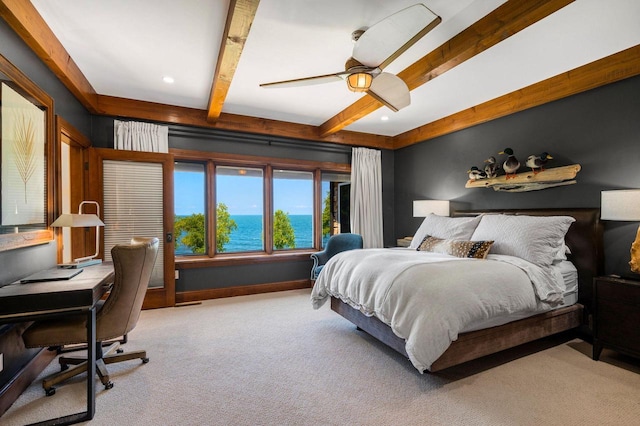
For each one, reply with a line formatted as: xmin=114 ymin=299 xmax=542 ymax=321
xmin=601 ymin=190 xmax=640 ymax=274
xmin=51 ymin=200 xmax=105 ymax=268
xmin=413 ymin=200 xmax=450 ymax=217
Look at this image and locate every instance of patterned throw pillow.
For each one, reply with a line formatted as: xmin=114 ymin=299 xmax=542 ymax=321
xmin=417 ymin=236 xmax=494 ymax=259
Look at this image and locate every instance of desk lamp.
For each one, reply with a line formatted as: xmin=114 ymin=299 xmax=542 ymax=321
xmin=601 ymin=190 xmax=640 ymax=274
xmin=51 ymin=201 xmax=105 ymax=268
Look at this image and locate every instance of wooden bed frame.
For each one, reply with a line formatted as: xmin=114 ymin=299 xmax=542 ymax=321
xmin=330 ymin=208 xmax=603 ymax=372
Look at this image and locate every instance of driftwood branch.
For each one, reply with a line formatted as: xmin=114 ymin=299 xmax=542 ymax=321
xmin=465 ymin=164 xmax=581 ymax=192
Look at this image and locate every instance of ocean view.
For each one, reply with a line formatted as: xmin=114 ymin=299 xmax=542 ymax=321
xmin=176 ymin=214 xmax=315 ymax=254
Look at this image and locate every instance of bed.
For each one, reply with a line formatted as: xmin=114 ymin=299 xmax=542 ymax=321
xmin=311 ymin=208 xmax=603 ymax=372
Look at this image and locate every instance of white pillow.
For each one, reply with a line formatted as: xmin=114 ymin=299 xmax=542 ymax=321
xmin=409 ymin=214 xmax=482 ymax=249
xmin=554 ymin=239 xmax=571 ymax=262
xmin=470 ymin=214 xmax=575 ymax=267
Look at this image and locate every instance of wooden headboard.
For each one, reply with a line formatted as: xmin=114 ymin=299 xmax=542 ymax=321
xmin=452 ymin=208 xmax=603 ymax=312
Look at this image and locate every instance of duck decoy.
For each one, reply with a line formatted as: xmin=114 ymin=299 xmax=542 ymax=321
xmin=526 ymin=152 xmax=553 ymax=174
xmin=484 ymin=156 xmax=501 ymax=178
xmin=498 ymin=148 xmax=520 ymax=179
xmin=467 ymin=166 xmax=487 ymax=180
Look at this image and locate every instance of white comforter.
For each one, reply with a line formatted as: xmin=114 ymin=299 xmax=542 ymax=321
xmin=311 ymin=248 xmax=564 ymax=373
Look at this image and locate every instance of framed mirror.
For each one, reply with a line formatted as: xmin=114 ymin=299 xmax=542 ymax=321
xmin=0 ymin=53 xmax=54 ymax=251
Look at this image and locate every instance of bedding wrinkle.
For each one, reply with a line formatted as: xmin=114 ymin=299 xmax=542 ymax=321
xmin=311 ymin=249 xmax=548 ymax=372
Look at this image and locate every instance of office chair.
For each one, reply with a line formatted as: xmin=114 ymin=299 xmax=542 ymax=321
xmin=22 ymin=237 xmax=159 ymax=396
xmin=310 ymin=233 xmax=363 ymax=281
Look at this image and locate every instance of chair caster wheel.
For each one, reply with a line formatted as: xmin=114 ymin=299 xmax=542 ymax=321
xmin=104 ymin=381 xmax=114 ymax=390
xmin=45 ymin=387 xmax=56 ymax=397
xmin=116 ymin=348 xmax=124 ymax=353
xmin=142 ymin=357 xmax=150 ymax=364
xmin=60 ymin=364 xmax=69 ymax=371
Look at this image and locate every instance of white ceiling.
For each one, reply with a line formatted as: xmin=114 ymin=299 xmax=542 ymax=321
xmin=30 ymin=0 xmax=640 ymax=137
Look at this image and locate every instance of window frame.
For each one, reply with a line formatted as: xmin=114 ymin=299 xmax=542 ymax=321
xmin=171 ymin=148 xmax=350 ymax=267
xmin=271 ymin=168 xmax=315 ymax=252
xmin=174 ymin=160 xmax=208 ymax=256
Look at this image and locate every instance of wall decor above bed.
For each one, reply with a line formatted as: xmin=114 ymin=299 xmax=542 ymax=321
xmin=465 ymin=164 xmax=581 ymax=192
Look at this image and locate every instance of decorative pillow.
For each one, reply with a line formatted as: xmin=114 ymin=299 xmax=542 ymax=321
xmin=409 ymin=214 xmax=482 ymax=249
xmin=470 ymin=214 xmax=575 ymax=267
xmin=417 ymin=236 xmax=494 ymax=259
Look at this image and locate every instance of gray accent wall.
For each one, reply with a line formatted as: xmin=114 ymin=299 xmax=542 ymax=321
xmin=0 ymin=19 xmax=91 ymax=286
xmin=0 ymin=17 xmax=92 ymax=394
xmin=0 ymin=20 xmax=91 ymax=138
xmin=394 ymin=74 xmax=640 ymax=277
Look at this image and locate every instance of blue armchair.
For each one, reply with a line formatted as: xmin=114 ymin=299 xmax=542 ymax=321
xmin=310 ymin=233 xmax=363 ymax=280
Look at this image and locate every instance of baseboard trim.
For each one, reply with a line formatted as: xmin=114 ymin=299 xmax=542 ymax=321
xmin=175 ymin=279 xmax=311 ymax=304
xmin=0 ymin=348 xmax=56 ymax=416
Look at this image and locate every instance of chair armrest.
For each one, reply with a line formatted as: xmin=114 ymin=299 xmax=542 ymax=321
xmin=310 ymin=251 xmax=329 ymax=280
xmin=310 ymin=250 xmax=329 ymax=265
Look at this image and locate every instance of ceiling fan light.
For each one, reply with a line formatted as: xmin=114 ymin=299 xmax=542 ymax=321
xmin=347 ymin=73 xmax=372 ymax=92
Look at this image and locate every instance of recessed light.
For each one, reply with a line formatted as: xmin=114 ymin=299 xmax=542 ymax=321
xmin=380 ymin=115 xmax=389 ymax=121
xmin=163 ymin=76 xmax=175 ymax=84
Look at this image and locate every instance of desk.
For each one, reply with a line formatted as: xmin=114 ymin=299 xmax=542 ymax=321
xmin=0 ymin=263 xmax=114 ymax=425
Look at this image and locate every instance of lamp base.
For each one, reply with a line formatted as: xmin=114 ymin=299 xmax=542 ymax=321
xmin=58 ymin=259 xmax=102 ymax=269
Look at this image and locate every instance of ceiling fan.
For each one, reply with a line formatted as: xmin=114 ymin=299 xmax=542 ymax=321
xmin=259 ymin=4 xmax=441 ymax=112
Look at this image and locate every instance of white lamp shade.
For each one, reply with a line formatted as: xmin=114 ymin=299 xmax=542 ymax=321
xmin=601 ymin=190 xmax=640 ymax=221
xmin=413 ymin=200 xmax=450 ymax=217
xmin=51 ymin=213 xmax=105 ymax=228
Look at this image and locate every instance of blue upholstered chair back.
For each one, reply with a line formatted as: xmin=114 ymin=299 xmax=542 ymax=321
xmin=310 ymin=233 xmax=363 ymax=280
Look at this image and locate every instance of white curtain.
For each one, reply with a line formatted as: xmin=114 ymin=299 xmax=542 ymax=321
xmin=114 ymin=120 xmax=169 ymax=153
xmin=350 ymin=147 xmax=383 ymax=248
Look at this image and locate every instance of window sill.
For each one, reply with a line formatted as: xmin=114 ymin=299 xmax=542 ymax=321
xmin=175 ymin=250 xmax=316 ymax=269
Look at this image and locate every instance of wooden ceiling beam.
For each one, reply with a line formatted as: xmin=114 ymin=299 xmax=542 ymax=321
xmin=393 ymin=44 xmax=640 ymax=149
xmin=0 ymin=0 xmax=99 ymax=112
xmin=97 ymin=95 xmax=393 ymax=149
xmin=207 ymin=0 xmax=260 ymax=121
xmin=318 ymin=0 xmax=575 ymax=138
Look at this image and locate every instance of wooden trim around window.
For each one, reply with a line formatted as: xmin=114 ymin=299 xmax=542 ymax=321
xmin=172 ymin=147 xmax=350 ymax=262
xmin=175 ymin=246 xmax=315 ymax=269
xmin=170 ymin=148 xmax=351 ymax=173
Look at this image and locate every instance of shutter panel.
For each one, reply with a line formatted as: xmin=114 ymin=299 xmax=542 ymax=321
xmin=103 ymin=160 xmax=164 ymax=288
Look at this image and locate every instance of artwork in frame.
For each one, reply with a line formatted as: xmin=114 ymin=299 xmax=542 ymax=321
xmin=0 ymin=53 xmax=54 ymax=252
xmin=1 ymin=82 xmax=46 ymax=227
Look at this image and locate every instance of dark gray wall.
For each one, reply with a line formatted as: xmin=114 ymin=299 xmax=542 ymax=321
xmin=0 ymin=20 xmax=91 ymax=138
xmin=0 ymin=17 xmax=93 ymax=391
xmin=0 ymin=18 xmax=93 ymax=285
xmin=394 ymin=74 xmax=640 ymax=277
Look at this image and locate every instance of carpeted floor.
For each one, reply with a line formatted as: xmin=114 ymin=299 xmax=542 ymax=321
xmin=2 ymin=289 xmax=640 ymax=425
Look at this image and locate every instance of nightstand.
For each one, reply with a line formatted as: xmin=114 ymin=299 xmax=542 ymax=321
xmin=592 ymin=276 xmax=640 ymax=361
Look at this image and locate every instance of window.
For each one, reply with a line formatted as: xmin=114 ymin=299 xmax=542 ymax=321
xmin=174 ymin=162 xmax=206 ymax=255
xmin=321 ymin=172 xmax=351 ymax=247
xmin=273 ymin=170 xmax=313 ymax=250
xmin=173 ymin=150 xmax=349 ymax=260
xmin=103 ymin=160 xmax=165 ymax=287
xmin=215 ymin=166 xmax=264 ymax=253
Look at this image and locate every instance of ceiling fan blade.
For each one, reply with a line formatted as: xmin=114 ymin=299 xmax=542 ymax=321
xmin=260 ymin=72 xmax=346 ymax=89
xmin=353 ymin=4 xmax=441 ymax=70
xmin=366 ymin=72 xmax=410 ymax=112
